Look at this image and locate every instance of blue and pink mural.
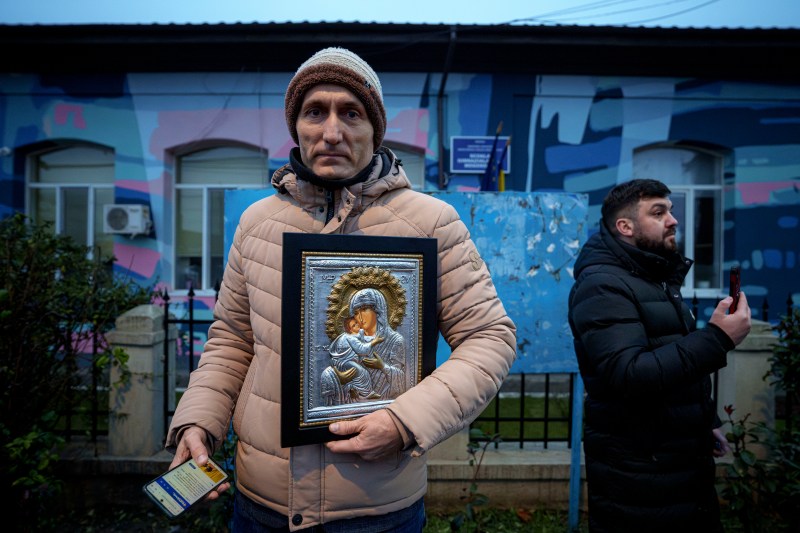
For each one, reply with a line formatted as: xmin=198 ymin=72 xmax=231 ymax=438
xmin=1 ymin=69 xmax=798 ymax=340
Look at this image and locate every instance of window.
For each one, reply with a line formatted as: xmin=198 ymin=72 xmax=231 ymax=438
xmin=26 ymin=143 xmax=115 ymax=260
xmin=633 ymin=144 xmax=724 ymax=293
xmin=384 ymin=143 xmax=427 ymax=190
xmin=175 ymin=145 xmax=268 ymax=291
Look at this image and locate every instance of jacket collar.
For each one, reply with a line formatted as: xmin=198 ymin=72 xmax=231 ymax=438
xmin=271 ymin=146 xmax=411 ymax=213
xmin=289 ymin=147 xmax=377 ymax=191
xmin=577 ymin=221 xmax=692 ymax=285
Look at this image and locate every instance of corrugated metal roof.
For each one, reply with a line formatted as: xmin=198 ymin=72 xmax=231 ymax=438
xmin=1 ymin=21 xmax=797 ymax=80
xmin=2 ymin=19 xmax=796 ymax=30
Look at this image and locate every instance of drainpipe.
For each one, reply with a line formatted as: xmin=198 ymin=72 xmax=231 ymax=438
xmin=437 ymin=27 xmax=457 ymax=190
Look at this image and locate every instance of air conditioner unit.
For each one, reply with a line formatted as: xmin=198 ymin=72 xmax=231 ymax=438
xmin=103 ymin=204 xmax=152 ymax=235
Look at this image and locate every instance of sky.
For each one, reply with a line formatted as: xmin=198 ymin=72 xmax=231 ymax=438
xmin=2 ymin=0 xmax=799 ymax=28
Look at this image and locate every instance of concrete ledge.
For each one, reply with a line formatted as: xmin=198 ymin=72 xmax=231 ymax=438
xmin=60 ymin=446 xmax=173 ymax=477
xmin=427 ymin=447 xmax=584 ymax=512
xmin=57 ymin=439 xmax=173 ymax=511
xmin=57 ymin=438 xmax=730 ymax=514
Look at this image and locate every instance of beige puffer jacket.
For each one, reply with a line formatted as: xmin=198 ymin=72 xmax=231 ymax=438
xmin=166 ymin=148 xmax=516 ymax=530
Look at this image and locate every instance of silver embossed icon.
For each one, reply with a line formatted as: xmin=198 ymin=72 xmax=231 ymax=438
xmin=301 ymin=258 xmax=422 ymax=426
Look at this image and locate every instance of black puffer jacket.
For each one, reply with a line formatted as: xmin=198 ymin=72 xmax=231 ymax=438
xmin=568 ymin=223 xmax=734 ymax=533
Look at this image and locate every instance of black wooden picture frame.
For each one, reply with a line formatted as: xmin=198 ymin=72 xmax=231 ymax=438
xmin=281 ymin=233 xmax=438 ymax=447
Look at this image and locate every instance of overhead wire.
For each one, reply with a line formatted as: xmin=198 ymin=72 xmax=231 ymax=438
xmin=504 ymin=0 xmax=721 ymax=26
xmin=360 ymin=0 xmax=725 ymax=60
xmin=507 ymin=0 xmax=648 ymax=22
xmin=619 ymin=0 xmax=722 ymax=24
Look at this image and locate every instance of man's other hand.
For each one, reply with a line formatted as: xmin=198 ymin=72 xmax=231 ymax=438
xmin=170 ymin=426 xmax=230 ymax=500
xmin=709 ymin=291 xmax=752 ymax=346
xmin=325 ymin=409 xmax=403 ymax=461
xmin=712 ymin=428 xmax=731 ymax=458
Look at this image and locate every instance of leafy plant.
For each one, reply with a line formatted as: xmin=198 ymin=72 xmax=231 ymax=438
xmin=450 ymin=427 xmax=502 ymax=532
xmin=766 ymin=307 xmax=800 ymax=431
xmin=718 ymin=405 xmax=772 ymax=532
xmin=0 ymin=214 xmax=152 ymax=526
xmin=427 ymin=507 xmax=579 ymax=533
xmin=719 ymin=307 xmax=800 ymax=532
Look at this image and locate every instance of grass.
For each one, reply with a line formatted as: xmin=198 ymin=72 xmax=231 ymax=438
xmin=52 ymin=498 xmax=233 ymax=532
xmin=425 ymin=508 xmax=588 ymax=532
xmin=46 ymin=502 xmax=751 ymax=533
xmin=44 ymin=480 xmax=747 ymax=533
xmin=49 ymin=504 xmax=587 ymax=532
xmin=471 ymin=394 xmax=572 ymax=442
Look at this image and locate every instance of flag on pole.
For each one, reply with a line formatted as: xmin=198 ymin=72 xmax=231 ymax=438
xmin=497 ymin=136 xmax=511 ymax=192
xmin=480 ymin=121 xmax=503 ymax=191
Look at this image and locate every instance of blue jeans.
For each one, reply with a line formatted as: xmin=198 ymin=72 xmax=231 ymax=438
xmin=232 ymin=490 xmax=426 ymax=532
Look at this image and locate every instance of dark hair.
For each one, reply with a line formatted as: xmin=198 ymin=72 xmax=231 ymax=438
xmin=342 ymin=315 xmax=357 ymax=331
xmin=601 ymin=179 xmax=671 ymax=232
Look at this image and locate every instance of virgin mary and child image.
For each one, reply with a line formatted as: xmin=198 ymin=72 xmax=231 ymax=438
xmin=319 ymin=267 xmax=412 ymax=407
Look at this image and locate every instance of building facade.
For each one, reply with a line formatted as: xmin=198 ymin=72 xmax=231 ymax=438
xmin=1 ymin=22 xmax=798 ymax=322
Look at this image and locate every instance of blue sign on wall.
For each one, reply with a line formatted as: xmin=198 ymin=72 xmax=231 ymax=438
xmin=224 ymin=190 xmax=588 ymax=373
xmin=450 ymin=136 xmax=511 ymax=174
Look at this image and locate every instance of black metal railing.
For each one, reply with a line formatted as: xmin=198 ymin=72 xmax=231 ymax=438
xmin=54 ymin=282 xmax=793 ymax=450
xmin=471 ymin=372 xmax=576 ymax=449
xmin=59 ymin=329 xmax=109 ymax=444
xmin=161 ymin=283 xmax=218 ymax=436
xmin=695 ymin=293 xmax=798 ymax=427
xmin=691 ymin=292 xmax=795 ymax=324
xmin=157 ymin=290 xmax=796 ymax=446
xmin=158 ymin=289 xmax=578 ymax=449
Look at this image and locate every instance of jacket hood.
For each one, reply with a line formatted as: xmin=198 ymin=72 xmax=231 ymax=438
xmin=574 ymin=221 xmax=692 ymax=285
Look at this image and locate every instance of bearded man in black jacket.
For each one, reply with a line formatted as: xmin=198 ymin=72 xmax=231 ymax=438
xmin=568 ymin=179 xmax=752 ymax=533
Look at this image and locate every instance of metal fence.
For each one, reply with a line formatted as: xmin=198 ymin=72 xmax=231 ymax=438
xmin=161 ymin=284 xmax=218 ymax=435
xmin=59 ymin=330 xmax=108 ymax=442
xmin=58 ymin=289 xmax=797 ymax=446
xmin=47 ymin=253 xmax=797 ymax=453
xmin=690 ymin=292 xmax=796 ymax=324
xmin=471 ymin=373 xmax=576 ymax=449
xmin=155 ymin=290 xmax=797 ymax=443
xmin=158 ymin=287 xmax=578 ymax=447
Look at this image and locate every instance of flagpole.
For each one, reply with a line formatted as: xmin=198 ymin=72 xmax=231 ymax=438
xmin=497 ymin=136 xmax=511 ymax=192
xmin=481 ymin=121 xmax=503 ymax=191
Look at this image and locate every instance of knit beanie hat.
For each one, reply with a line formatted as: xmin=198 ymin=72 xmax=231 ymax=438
xmin=285 ymin=47 xmax=386 ymax=151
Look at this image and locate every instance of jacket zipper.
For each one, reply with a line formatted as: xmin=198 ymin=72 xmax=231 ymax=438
xmin=663 ymin=281 xmax=691 ymax=334
xmin=325 ymin=189 xmax=334 ymax=224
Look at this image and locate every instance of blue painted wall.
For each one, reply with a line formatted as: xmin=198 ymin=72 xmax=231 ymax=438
xmin=1 ymin=70 xmax=798 ymax=335
xmin=225 ymin=190 xmax=588 ymax=373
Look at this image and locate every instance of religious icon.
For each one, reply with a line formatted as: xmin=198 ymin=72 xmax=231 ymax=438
xmin=320 ymin=267 xmax=410 ymax=407
xmin=281 ymin=233 xmax=437 ymax=447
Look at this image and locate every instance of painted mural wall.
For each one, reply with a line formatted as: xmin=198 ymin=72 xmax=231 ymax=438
xmin=515 ymin=75 xmax=800 ymax=323
xmin=222 ymin=189 xmax=588 ymax=374
xmin=1 ymin=70 xmax=798 ymax=331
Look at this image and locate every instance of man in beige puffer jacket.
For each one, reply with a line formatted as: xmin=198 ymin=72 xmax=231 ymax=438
xmin=166 ymin=47 xmax=516 ymax=532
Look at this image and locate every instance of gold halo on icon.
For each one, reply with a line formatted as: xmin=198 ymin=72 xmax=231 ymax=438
xmin=325 ymin=266 xmax=407 ymax=341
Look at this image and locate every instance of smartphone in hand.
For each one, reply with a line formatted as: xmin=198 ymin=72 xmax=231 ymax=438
xmin=143 ymin=457 xmax=229 ymax=518
xmin=729 ymin=266 xmax=741 ymax=313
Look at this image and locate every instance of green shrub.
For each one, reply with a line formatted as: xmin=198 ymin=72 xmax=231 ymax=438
xmin=449 ymin=427 xmax=501 ymax=532
xmin=0 ymin=214 xmax=152 ymax=527
xmin=719 ymin=308 xmax=800 ymax=532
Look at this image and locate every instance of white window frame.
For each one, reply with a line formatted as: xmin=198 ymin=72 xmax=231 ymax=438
xmin=172 ymin=144 xmax=268 ymax=295
xmin=633 ymin=143 xmax=726 ymax=299
xmin=25 ymin=143 xmax=115 ymax=260
xmin=666 ymin=184 xmax=725 ymax=297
